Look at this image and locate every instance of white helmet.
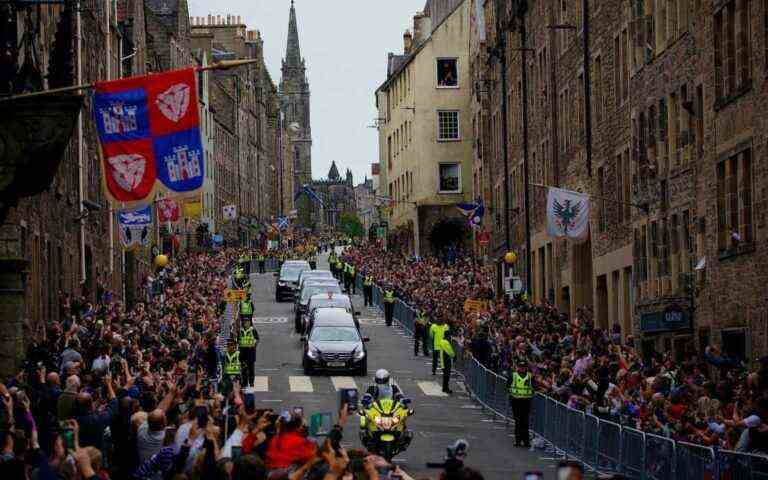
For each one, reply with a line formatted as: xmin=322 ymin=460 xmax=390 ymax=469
xmin=374 ymin=368 xmax=390 ymax=385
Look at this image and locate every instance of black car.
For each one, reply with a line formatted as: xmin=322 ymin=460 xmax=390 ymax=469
xmin=275 ymin=261 xmax=310 ymax=302
xmin=294 ymin=280 xmax=342 ymax=332
xmin=302 ymin=293 xmax=356 ymax=334
xmin=302 ymin=308 xmax=368 ymax=376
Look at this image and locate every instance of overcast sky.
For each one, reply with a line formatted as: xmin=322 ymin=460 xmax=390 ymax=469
xmin=188 ymin=0 xmax=419 ymax=185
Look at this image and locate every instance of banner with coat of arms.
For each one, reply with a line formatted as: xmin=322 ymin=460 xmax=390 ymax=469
xmin=546 ymin=187 xmax=590 ymax=242
xmin=117 ymin=205 xmax=153 ymax=249
xmin=156 ymin=198 xmax=180 ymax=222
xmin=93 ymin=68 xmax=205 ymax=204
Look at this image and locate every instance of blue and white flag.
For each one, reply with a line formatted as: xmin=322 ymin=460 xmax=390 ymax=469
xmin=295 ymin=185 xmax=325 ymax=207
xmin=546 ymin=187 xmax=590 ymax=242
xmin=118 ymin=205 xmax=153 ymax=249
xmin=277 ymin=217 xmax=290 ymax=230
xmin=457 ymin=198 xmax=485 ymax=230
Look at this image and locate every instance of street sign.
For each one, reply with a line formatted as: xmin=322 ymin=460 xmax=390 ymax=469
xmin=224 ymin=289 xmax=247 ymax=302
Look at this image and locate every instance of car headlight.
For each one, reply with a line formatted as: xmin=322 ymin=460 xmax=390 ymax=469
xmin=354 ymin=348 xmax=365 ymax=360
xmin=278 ymin=281 xmax=287 ymax=286
xmin=307 ymin=347 xmax=319 ymax=359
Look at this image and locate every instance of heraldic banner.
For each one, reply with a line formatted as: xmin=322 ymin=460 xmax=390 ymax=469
xmin=118 ymin=205 xmax=153 ymax=249
xmin=546 ymin=187 xmax=590 ymax=242
xmin=93 ymin=68 xmax=205 ymax=204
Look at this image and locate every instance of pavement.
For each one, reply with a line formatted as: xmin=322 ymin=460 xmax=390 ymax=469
xmin=243 ymin=254 xmax=552 ymax=479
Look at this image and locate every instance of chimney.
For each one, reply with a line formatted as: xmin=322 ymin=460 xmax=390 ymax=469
xmin=403 ymin=30 xmax=413 ymax=54
xmin=207 ymin=14 xmax=212 ymax=25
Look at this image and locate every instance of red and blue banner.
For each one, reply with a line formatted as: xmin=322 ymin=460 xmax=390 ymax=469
xmin=94 ymin=68 xmax=204 ymax=203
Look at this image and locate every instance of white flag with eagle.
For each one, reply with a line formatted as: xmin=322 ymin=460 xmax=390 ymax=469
xmin=546 ymin=187 xmax=590 ymax=242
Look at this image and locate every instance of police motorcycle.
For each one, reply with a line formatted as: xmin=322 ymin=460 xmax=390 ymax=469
xmin=359 ymin=369 xmax=414 ymax=461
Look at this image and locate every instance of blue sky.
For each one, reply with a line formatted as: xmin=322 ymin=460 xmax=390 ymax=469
xmin=188 ymin=0 xmax=420 ymax=184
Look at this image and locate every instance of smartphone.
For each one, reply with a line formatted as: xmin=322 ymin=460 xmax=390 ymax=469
xmin=61 ymin=428 xmax=75 ymax=449
xmin=231 ymin=446 xmax=242 ymax=459
xmin=292 ymin=406 xmax=304 ymax=417
xmin=524 ymin=473 xmax=544 ymax=480
xmin=196 ymin=405 xmax=209 ymax=429
xmin=244 ymin=393 xmax=256 ymax=415
xmin=308 ymin=412 xmax=333 ymax=437
xmin=340 ymin=388 xmax=359 ymax=412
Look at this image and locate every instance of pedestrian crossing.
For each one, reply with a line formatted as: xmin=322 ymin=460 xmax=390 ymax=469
xmin=242 ymin=375 xmax=449 ymax=397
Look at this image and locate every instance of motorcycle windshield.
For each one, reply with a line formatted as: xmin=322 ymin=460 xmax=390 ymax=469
xmin=375 ymin=386 xmax=396 ymax=414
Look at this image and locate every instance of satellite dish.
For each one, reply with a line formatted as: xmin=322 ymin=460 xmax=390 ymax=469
xmin=289 ymin=122 xmax=301 ymax=133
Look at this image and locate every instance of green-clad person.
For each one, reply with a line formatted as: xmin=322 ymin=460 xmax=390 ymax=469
xmin=508 ymin=360 xmax=534 ymax=447
xmin=429 ymin=318 xmax=449 ymax=375
xmin=383 ymin=286 xmax=396 ymax=326
xmin=362 ymin=272 xmax=374 ymax=307
xmin=414 ymin=308 xmax=430 ymax=357
xmin=439 ymin=328 xmax=455 ymax=394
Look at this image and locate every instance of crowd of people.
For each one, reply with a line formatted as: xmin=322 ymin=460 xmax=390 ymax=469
xmin=2 ymin=245 xmax=483 ymax=480
xmin=344 ymin=244 xmax=768 ymax=455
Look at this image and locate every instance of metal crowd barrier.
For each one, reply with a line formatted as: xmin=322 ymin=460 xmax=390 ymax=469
xmin=361 ymin=276 xmax=768 ymax=480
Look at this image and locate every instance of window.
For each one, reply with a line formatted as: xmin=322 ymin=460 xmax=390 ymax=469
xmin=438 ymin=163 xmax=461 ymax=193
xmin=682 ymin=209 xmax=692 ymax=253
xmin=715 ymin=0 xmax=752 ymax=104
xmin=594 ymin=55 xmax=603 ymax=124
xmin=437 ymin=110 xmax=460 ymax=141
xmin=614 ymin=36 xmax=621 ymax=107
xmin=437 ymin=58 xmax=458 ymax=87
xmin=717 ymin=148 xmax=753 ymax=250
xmin=621 ymin=28 xmax=629 ymax=101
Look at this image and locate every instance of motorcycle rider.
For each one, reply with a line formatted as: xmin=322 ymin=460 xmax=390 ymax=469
xmin=364 ymin=369 xmax=403 ymax=402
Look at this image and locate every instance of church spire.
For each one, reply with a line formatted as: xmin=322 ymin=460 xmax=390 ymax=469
xmin=285 ymin=0 xmax=302 ymax=67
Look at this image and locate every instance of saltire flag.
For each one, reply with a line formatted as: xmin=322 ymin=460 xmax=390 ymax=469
xmin=117 ymin=205 xmax=152 ymax=249
xmin=277 ymin=217 xmax=290 ymax=230
xmin=295 ymin=184 xmax=325 ymax=207
xmin=546 ymin=187 xmax=590 ymax=242
xmin=93 ymin=68 xmax=205 ymax=203
xmin=223 ymin=204 xmax=237 ymax=221
xmin=183 ymin=195 xmax=202 ymax=219
xmin=156 ymin=197 xmax=180 ymax=222
xmin=457 ymin=198 xmax=485 ymax=230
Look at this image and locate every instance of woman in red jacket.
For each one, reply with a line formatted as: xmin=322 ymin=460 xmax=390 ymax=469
xmin=264 ymin=413 xmax=317 ymax=470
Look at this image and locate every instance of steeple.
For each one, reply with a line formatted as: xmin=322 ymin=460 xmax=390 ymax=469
xmin=285 ymin=0 xmax=302 ymax=67
xmin=328 ymin=161 xmax=340 ymax=181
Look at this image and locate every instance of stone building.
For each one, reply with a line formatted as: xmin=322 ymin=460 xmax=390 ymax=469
xmin=280 ymin=1 xmax=313 ymax=226
xmin=355 ymin=177 xmax=378 ymax=238
xmin=472 ymin=0 xmax=768 ymax=359
xmin=307 ymin=162 xmax=357 ymax=230
xmin=375 ymin=0 xmax=474 ymax=256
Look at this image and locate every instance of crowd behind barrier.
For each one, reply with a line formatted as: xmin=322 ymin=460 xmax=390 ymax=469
xmin=355 ymin=272 xmax=768 ymax=480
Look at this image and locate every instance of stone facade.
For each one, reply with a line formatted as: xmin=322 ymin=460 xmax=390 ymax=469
xmin=471 ymin=0 xmax=768 ymax=359
xmin=308 ymin=162 xmax=357 ymax=230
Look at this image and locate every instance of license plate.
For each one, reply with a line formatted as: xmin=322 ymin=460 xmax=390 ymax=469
xmin=327 ymin=362 xmax=346 ymax=367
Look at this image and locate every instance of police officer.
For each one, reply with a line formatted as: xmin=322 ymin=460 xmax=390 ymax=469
xmin=329 ymin=251 xmax=338 ymax=277
xmin=414 ymin=308 xmax=430 ymax=357
xmin=335 ymin=257 xmax=344 ymax=280
xmin=238 ymin=252 xmax=251 ymax=276
xmin=342 ymin=262 xmax=352 ymax=293
xmin=257 ymin=251 xmax=266 ymax=274
xmin=238 ymin=321 xmax=259 ymax=387
xmin=239 ymin=294 xmax=254 ymax=324
xmin=508 ymin=360 xmax=534 ymax=447
xmin=363 ymin=273 xmax=374 ymax=307
xmin=347 ymin=263 xmax=356 ymax=294
xmin=429 ymin=318 xmax=449 ymax=375
xmin=223 ymin=341 xmax=241 ymax=392
xmin=383 ymin=287 xmax=396 ymax=326
xmin=439 ymin=329 xmax=455 ymax=394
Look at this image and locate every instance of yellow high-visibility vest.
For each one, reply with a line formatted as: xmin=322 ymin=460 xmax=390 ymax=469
xmin=509 ymin=372 xmax=533 ymax=399
xmin=224 ymin=351 xmax=241 ymax=375
xmin=384 ymin=290 xmax=395 ymax=304
xmin=430 ymin=323 xmax=449 ymax=350
xmin=239 ymin=327 xmax=257 ymax=348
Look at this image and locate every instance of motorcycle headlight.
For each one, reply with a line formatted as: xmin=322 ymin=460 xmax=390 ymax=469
xmin=307 ymin=347 xmax=319 ymax=359
xmin=354 ymin=348 xmax=365 ymax=360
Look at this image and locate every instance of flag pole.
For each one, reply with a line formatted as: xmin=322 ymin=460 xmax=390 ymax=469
xmin=0 ymin=59 xmax=260 ymax=103
xmin=532 ymin=183 xmax=649 ymax=214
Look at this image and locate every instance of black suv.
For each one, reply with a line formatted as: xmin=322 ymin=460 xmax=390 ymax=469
xmin=275 ymin=261 xmax=310 ymax=302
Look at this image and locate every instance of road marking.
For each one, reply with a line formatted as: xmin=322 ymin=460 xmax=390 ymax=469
xmin=416 ymin=381 xmax=447 ymax=397
xmin=252 ymin=376 xmax=269 ymax=392
xmin=289 ymin=376 xmax=314 ymax=393
xmin=330 ymin=376 xmax=357 ymax=391
xmin=252 ymin=317 xmax=288 ymax=324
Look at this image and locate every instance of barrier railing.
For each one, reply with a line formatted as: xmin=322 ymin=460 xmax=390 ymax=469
xmin=361 ymin=278 xmax=768 ymax=480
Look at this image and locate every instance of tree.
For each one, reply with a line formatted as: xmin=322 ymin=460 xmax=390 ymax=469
xmin=338 ymin=212 xmax=364 ymax=238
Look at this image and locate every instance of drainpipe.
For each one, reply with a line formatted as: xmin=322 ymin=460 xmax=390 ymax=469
xmin=76 ymin=0 xmax=86 ymax=285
